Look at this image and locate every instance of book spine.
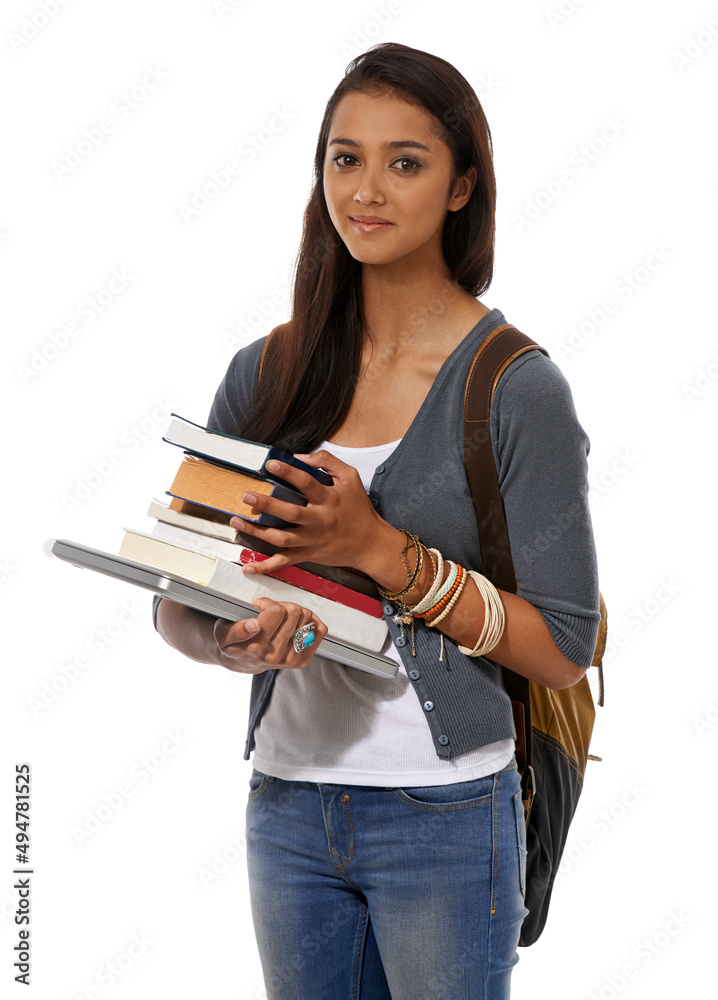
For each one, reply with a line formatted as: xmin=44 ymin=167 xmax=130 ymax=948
xmin=239 ymin=549 xmax=383 ymax=618
xmin=149 ymin=521 xmax=244 ymax=561
xmin=165 ymin=492 xmax=300 ymax=530
xmin=148 ymin=500 xmax=242 ymax=542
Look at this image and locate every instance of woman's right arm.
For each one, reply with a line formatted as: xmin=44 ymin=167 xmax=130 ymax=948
xmin=155 ymin=596 xmax=327 ymax=674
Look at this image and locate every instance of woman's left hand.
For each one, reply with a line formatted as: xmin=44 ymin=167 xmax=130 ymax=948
xmin=231 ymin=450 xmax=398 ymax=577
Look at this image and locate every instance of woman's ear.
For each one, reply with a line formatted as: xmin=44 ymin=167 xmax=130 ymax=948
xmin=448 ymin=164 xmax=477 ymax=212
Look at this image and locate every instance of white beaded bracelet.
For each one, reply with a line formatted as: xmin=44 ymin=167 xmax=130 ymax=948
xmin=457 ymin=570 xmax=506 ymax=657
xmin=412 ymin=559 xmax=458 ymax=616
xmin=424 ymin=566 xmax=468 ymax=627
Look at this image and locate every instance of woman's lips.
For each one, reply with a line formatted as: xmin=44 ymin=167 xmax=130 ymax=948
xmin=349 ymin=217 xmax=396 ymax=233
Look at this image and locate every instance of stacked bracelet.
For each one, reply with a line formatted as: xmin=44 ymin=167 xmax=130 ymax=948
xmin=406 ymin=548 xmax=444 ymax=615
xmin=377 ymin=530 xmax=423 ymax=602
xmin=415 ymin=563 xmax=463 ymax=620
xmin=457 ymin=570 xmax=506 ymax=657
xmin=376 ymin=532 xmax=505 ymax=662
xmin=424 ymin=565 xmax=469 ymax=627
xmin=378 ymin=530 xmax=425 ymax=656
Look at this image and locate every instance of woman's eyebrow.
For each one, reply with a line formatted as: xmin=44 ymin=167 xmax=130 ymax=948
xmin=328 ymin=137 xmax=431 ymax=152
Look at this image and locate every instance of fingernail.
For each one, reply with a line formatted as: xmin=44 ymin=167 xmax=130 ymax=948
xmin=246 ymin=619 xmax=260 ymax=634
xmin=243 ymin=492 xmax=258 ymax=505
xmin=266 ymin=461 xmax=280 ymax=473
xmin=242 ymin=565 xmax=256 ymax=574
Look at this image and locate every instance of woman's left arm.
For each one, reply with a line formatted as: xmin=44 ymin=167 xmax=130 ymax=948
xmin=362 ymin=351 xmax=601 ymax=690
xmin=361 ymin=352 xmax=601 ymax=690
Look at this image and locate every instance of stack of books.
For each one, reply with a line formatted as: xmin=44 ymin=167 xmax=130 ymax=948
xmin=53 ymin=415 xmax=395 ymax=675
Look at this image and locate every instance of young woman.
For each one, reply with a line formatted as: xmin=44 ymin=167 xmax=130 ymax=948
xmin=155 ymin=42 xmax=600 ymax=1000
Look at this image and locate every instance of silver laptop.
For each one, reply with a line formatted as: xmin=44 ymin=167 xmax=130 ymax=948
xmin=51 ymin=539 xmax=398 ymax=678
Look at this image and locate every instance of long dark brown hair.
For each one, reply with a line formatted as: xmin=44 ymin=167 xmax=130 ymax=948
xmin=239 ymin=41 xmax=496 ymax=453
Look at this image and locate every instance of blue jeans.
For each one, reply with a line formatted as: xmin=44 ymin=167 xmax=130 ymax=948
xmin=245 ymin=756 xmax=528 ymax=999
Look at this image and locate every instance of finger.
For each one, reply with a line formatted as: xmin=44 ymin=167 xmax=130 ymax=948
xmin=238 ymin=488 xmax=309 ymax=526
xmin=276 ymin=607 xmax=327 ymax=667
xmin=289 ymin=612 xmax=329 ymax=662
xmin=250 ymin=596 xmax=291 ymax=642
xmin=292 ymin=450 xmax=355 ymax=483
xmin=215 ymin=614 xmax=262 ymax=649
xmin=219 ymin=599 xmax=286 ymax=648
xmin=267 ymin=601 xmax=306 ymax=659
xmin=239 ymin=551 xmax=303 ymax=576
xmin=262 ymin=456 xmax=334 ymax=503
xmin=230 ymin=516 xmax=303 ymax=551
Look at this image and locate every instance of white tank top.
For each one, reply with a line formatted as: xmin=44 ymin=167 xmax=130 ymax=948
xmin=249 ymin=437 xmax=515 ymax=785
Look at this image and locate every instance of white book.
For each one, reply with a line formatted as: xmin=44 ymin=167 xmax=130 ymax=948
xmin=147 ymin=497 xmax=242 ymax=543
xmin=119 ymin=529 xmax=388 ymax=653
xmin=149 ymin=518 xmax=245 ymax=562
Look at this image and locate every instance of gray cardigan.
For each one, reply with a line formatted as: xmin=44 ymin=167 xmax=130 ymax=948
xmin=154 ymin=307 xmax=601 ymax=762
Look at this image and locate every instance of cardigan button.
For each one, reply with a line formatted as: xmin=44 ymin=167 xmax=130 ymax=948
xmin=438 ymin=735 xmax=449 ymax=746
xmin=408 ymin=669 xmax=420 ymax=680
xmin=383 ymin=602 xmax=394 ymax=616
xmin=375 ymin=464 xmax=386 ymax=474
xmin=395 ymin=635 xmax=407 ymax=648
xmin=423 ymin=701 xmax=435 ymax=712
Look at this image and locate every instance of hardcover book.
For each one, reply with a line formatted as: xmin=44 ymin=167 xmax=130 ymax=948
xmin=166 ymin=454 xmax=306 ymax=529
xmin=162 ymin=413 xmax=333 ymax=489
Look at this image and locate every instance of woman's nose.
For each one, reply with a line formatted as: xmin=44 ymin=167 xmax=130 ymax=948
xmin=353 ymin=166 xmax=386 ymax=205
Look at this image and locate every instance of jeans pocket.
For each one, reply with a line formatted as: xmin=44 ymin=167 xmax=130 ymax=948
xmin=248 ymin=768 xmax=272 ymax=800
xmin=394 ymin=773 xmax=495 ymax=811
xmin=512 ymin=788 xmax=528 ymax=898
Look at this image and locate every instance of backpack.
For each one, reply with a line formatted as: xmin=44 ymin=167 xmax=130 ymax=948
xmin=463 ymin=321 xmax=607 ymax=947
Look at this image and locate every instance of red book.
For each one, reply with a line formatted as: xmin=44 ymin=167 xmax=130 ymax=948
xmin=239 ymin=549 xmax=384 ymax=619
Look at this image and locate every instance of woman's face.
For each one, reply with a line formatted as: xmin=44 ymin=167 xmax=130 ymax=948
xmin=323 ymin=88 xmax=475 ymax=270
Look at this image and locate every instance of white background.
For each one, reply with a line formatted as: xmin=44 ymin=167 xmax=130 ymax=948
xmin=2 ymin=1 xmax=716 ymax=998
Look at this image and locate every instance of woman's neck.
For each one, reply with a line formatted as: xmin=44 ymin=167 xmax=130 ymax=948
xmin=360 ymin=260 xmax=488 ymax=355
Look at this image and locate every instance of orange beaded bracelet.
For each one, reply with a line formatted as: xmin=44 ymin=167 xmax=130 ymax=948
xmin=414 ymin=563 xmax=465 ymax=619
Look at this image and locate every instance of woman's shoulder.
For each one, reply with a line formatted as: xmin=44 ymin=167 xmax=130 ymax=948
xmin=226 ymin=329 xmax=271 ymax=371
xmin=492 ymin=342 xmax=577 ymax=417
xmin=489 ymin=344 xmax=589 ymax=463
xmin=453 ymin=309 xmax=575 ymax=415
xmin=222 ymin=323 xmax=289 ymax=390
xmin=207 ymin=326 xmax=286 ymax=434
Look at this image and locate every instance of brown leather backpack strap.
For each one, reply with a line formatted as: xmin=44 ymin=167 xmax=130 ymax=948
xmin=463 ymin=323 xmax=549 ymax=776
xmin=463 ymin=324 xmax=548 ymax=594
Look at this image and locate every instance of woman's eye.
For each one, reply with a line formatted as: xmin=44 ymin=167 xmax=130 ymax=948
xmin=393 ymin=157 xmax=421 ymax=173
xmin=332 ymin=153 xmax=358 ymax=167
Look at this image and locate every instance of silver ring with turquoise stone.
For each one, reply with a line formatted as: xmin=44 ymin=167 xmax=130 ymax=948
xmin=292 ymin=622 xmax=316 ymax=654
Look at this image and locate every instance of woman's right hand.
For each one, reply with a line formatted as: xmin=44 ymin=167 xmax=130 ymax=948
xmin=212 ymin=596 xmax=328 ymax=674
